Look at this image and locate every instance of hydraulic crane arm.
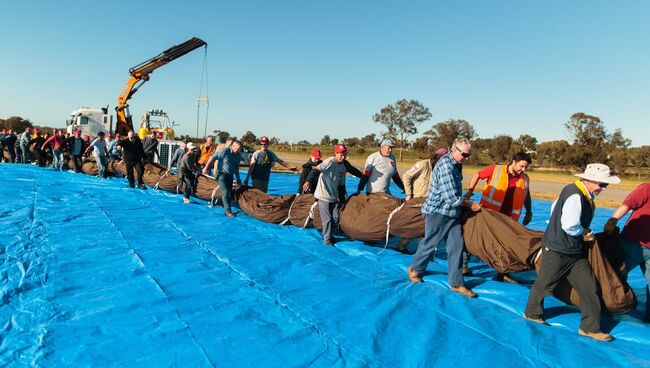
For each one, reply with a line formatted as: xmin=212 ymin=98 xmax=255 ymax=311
xmin=115 ymin=37 xmax=207 ymax=135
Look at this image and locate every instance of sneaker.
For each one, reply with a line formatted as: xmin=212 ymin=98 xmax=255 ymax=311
xmin=183 ymin=198 xmax=190 ymax=204
xmin=523 ymin=313 xmax=548 ymax=325
xmin=407 ymin=266 xmax=423 ymax=283
xmin=225 ymin=212 xmax=236 ymax=218
xmin=578 ymin=329 xmax=613 ymax=342
xmin=451 ymin=285 xmax=477 ymax=298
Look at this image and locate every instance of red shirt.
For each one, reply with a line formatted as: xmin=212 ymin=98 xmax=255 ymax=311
xmin=478 ymin=164 xmax=522 ymax=216
xmin=622 ymin=182 xmax=650 ymax=248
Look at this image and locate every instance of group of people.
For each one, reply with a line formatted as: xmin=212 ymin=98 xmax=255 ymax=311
xmin=400 ymin=137 xmax=649 ymax=342
xmin=0 ymin=127 xmax=119 ymax=170
xmin=6 ymin=128 xmax=649 ymax=341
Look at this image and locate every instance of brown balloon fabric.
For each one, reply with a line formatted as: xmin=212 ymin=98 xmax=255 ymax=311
xmin=534 ymin=232 xmax=637 ymax=315
xmin=288 ymin=194 xmax=323 ymax=230
xmin=339 ymin=193 xmax=403 ymax=243
xmin=388 ymin=197 xmax=426 ymax=239
xmin=462 ymin=208 xmax=543 ymax=274
xmin=235 ymin=186 xmax=296 ymax=224
xmin=193 ymin=174 xmax=221 ymax=202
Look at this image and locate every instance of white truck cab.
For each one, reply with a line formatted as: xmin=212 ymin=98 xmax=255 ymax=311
xmin=66 ymin=106 xmax=113 ymax=137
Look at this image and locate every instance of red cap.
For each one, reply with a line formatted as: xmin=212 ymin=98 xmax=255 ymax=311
xmin=310 ymin=148 xmax=322 ymax=159
xmin=83 ymin=135 xmax=90 ymax=141
xmin=33 ymin=128 xmax=40 ymax=133
xmin=334 ymin=144 xmax=348 ymax=154
xmin=259 ymin=136 xmax=270 ymax=144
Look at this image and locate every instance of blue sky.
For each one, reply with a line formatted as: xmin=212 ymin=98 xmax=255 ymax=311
xmin=1 ymin=1 xmax=648 ymax=146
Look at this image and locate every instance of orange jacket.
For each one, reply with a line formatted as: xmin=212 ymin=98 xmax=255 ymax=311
xmin=480 ymin=164 xmax=529 ymax=221
xmin=198 ymin=143 xmax=216 ymax=165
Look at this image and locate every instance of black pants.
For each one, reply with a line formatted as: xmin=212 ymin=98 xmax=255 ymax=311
xmin=525 ymin=248 xmax=602 ymax=332
xmin=72 ymin=155 xmax=83 ymax=172
xmin=7 ymin=147 xmax=16 ymax=163
xmin=182 ymin=171 xmax=195 ymax=199
xmin=33 ymin=150 xmax=46 ymax=167
xmin=125 ymin=160 xmax=144 ymax=187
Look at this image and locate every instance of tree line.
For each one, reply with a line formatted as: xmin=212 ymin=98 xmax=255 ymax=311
xmin=5 ymin=103 xmax=650 ymax=177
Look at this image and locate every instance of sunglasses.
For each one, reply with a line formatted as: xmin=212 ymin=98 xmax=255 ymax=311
xmin=597 ymin=182 xmax=609 ymax=189
xmin=455 ymin=146 xmax=471 ymax=158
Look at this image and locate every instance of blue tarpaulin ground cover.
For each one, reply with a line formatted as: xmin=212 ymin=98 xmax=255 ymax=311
xmin=1 ymin=164 xmax=648 ymax=367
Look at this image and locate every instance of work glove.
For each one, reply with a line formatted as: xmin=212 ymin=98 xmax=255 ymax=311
xmin=582 ymin=228 xmax=595 ymax=242
xmin=405 ymin=195 xmax=413 ymax=201
xmin=604 ymin=217 xmax=618 ymax=235
xmin=463 ymin=189 xmax=474 ymax=200
xmin=523 ymin=212 xmax=533 ymax=226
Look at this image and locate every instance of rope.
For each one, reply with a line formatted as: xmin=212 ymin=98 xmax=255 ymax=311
xmin=196 ymin=47 xmax=209 ymax=138
xmin=209 ymin=184 xmax=221 ymax=208
xmin=532 ymin=247 xmax=544 ymax=265
xmin=378 ymin=203 xmax=405 ymax=254
xmin=154 ymin=169 xmax=171 ymax=190
xmin=281 ymin=193 xmax=299 ymax=225
xmin=304 ymin=201 xmax=319 ymax=228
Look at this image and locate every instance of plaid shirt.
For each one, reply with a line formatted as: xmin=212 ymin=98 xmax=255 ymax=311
xmin=421 ymin=153 xmax=464 ymax=218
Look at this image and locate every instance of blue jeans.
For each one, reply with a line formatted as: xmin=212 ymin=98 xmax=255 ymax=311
xmin=410 ymin=212 xmax=465 ymax=287
xmin=95 ymin=155 xmax=107 ymax=178
xmin=52 ymin=150 xmax=64 ymax=171
xmin=217 ymin=172 xmax=234 ymax=214
xmin=621 ymin=236 xmax=650 ymax=319
xmin=20 ymin=143 xmax=29 ymax=163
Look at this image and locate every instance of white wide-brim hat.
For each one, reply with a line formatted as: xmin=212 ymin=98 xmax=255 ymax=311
xmin=575 ymin=163 xmax=621 ymax=184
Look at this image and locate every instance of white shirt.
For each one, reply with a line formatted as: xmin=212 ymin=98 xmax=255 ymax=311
xmin=363 ymin=151 xmax=398 ymax=194
xmin=549 ymin=181 xmax=594 ymax=236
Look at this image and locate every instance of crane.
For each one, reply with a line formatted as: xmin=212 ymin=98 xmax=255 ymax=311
xmin=115 ymin=37 xmax=207 ymax=136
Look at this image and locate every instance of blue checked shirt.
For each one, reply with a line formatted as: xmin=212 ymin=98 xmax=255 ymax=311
xmin=421 ymin=153 xmax=464 ymax=218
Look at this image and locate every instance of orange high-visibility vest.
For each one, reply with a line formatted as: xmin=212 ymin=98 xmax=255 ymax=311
xmin=198 ymin=143 xmax=216 ymax=165
xmin=479 ymin=165 xmax=529 ymax=221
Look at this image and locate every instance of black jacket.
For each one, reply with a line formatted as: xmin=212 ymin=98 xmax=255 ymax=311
xmin=118 ymin=137 xmax=146 ymax=162
xmin=2 ymin=134 xmax=17 ymax=148
xmin=298 ymin=159 xmax=322 ymax=193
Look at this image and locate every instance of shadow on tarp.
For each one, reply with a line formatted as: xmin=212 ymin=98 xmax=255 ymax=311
xmin=1 ymin=164 xmax=648 ymax=367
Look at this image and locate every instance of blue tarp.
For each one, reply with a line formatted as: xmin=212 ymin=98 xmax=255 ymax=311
xmin=1 ymin=164 xmax=648 ymax=367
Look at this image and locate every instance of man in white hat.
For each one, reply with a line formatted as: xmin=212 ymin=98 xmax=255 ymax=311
xmin=356 ymin=139 xmax=404 ymax=194
xmin=524 ymin=163 xmax=620 ymax=341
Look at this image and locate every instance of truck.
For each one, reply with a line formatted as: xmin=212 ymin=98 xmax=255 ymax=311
xmin=138 ymin=109 xmax=176 ymax=140
xmin=66 ymin=106 xmax=113 ymax=137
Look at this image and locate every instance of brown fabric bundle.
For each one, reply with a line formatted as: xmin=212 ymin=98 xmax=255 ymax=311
xmin=194 ymin=175 xmax=221 ymax=202
xmin=339 ymin=193 xmax=403 ymax=243
xmin=388 ymin=197 xmax=426 ymax=239
xmin=235 ymin=186 xmax=295 ymax=224
xmin=141 ymin=163 xmax=168 ymax=187
xmin=462 ymin=208 xmax=543 ymax=274
xmin=288 ymin=194 xmax=322 ymax=229
xmin=107 ymin=160 xmax=127 ymax=176
xmin=534 ymin=232 xmax=637 ymax=315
